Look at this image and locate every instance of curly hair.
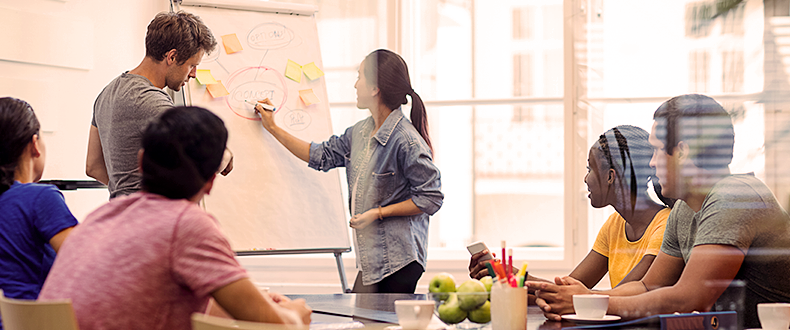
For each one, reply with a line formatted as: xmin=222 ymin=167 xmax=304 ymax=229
xmin=145 ymin=11 xmax=217 ymax=64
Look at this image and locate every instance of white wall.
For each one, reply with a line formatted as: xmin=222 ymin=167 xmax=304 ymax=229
xmin=0 ymin=0 xmax=169 ymax=221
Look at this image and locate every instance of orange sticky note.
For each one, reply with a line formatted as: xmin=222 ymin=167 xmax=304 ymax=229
xmin=285 ymin=59 xmax=302 ymax=83
xmin=206 ymin=81 xmax=229 ymax=98
xmin=299 ymin=89 xmax=320 ymax=106
xmin=302 ymin=62 xmax=324 ymax=80
xmin=221 ymin=34 xmax=243 ymax=54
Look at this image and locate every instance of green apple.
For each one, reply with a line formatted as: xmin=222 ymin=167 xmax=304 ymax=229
xmin=428 ymin=272 xmax=456 ymax=300
xmin=467 ymin=300 xmax=491 ymax=324
xmin=479 ymin=276 xmax=494 ymax=292
xmin=437 ymin=293 xmax=467 ymax=324
xmin=457 ymin=279 xmax=488 ymax=311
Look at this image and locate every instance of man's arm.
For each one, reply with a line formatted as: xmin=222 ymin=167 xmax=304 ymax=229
xmin=532 ymin=251 xmax=686 ymax=320
xmin=85 ymin=125 xmax=109 ymax=185
xmin=212 ymin=278 xmax=311 ymax=325
xmin=608 ymin=245 xmax=744 ymax=318
xmin=616 ymin=254 xmax=657 ymax=287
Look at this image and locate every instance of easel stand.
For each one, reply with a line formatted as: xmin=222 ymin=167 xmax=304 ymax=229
xmin=236 ymin=248 xmax=352 ymax=293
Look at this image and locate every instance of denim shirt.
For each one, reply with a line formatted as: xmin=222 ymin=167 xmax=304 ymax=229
xmin=308 ymin=109 xmax=443 ymax=285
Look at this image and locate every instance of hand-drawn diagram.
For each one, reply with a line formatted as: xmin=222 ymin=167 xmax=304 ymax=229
xmin=184 ymin=5 xmax=346 ymax=254
xmin=200 ymin=21 xmax=313 ymax=127
xmin=201 ymin=47 xmax=229 ymax=74
xmin=224 ymin=66 xmax=288 ymax=120
xmin=283 ymin=109 xmax=312 ymax=131
xmin=247 ymin=22 xmax=302 ymax=50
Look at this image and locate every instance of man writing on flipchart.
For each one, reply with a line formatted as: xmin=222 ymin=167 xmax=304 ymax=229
xmin=86 ymin=11 xmax=233 ymax=198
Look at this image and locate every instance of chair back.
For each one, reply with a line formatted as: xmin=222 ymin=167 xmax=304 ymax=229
xmin=0 ymin=293 xmax=79 ymax=330
xmin=191 ymin=313 xmax=310 ymax=330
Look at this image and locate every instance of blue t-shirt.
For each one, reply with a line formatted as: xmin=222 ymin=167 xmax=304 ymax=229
xmin=0 ymin=182 xmax=77 ymax=300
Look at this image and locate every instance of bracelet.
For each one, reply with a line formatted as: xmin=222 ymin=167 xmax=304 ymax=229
xmin=378 ymin=205 xmax=384 ymax=220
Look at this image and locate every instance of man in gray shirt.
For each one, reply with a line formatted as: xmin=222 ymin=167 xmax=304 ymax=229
xmin=531 ymin=94 xmax=790 ymax=328
xmin=87 ymin=11 xmax=230 ymax=198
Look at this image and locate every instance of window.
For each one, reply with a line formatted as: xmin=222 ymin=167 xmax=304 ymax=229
xmin=686 ymin=2 xmax=714 ymax=38
xmin=513 ymin=53 xmax=534 ymax=122
xmin=277 ymin=0 xmax=775 ymax=274
xmin=722 ymin=50 xmax=744 ymax=93
xmin=513 ymin=7 xmax=533 ymax=40
xmin=690 ymin=50 xmax=710 ymax=93
xmin=721 ymin=3 xmax=745 ymax=35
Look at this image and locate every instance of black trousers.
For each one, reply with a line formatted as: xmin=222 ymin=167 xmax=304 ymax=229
xmin=351 ymin=261 xmax=424 ymax=293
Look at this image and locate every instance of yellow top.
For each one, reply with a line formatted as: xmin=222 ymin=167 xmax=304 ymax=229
xmin=592 ymin=208 xmax=670 ymax=287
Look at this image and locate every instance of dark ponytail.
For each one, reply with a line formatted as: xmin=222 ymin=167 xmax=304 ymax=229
xmin=0 ymin=97 xmax=40 ymax=195
xmin=141 ymin=106 xmax=227 ymax=199
xmin=363 ymin=49 xmax=432 ymax=151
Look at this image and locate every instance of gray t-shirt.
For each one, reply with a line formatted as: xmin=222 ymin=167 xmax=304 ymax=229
xmin=92 ymin=73 xmax=173 ymax=198
xmin=661 ymin=174 xmax=790 ymax=328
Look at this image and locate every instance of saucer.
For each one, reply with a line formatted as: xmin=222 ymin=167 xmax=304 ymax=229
xmin=561 ymin=314 xmax=621 ymax=324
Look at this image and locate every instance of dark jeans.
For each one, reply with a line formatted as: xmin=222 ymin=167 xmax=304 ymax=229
xmin=351 ymin=261 xmax=424 ymax=293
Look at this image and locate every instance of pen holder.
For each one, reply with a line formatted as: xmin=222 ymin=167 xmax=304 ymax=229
xmin=490 ymin=285 xmax=527 ymax=330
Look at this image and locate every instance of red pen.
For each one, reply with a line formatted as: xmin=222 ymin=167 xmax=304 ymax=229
xmin=507 ymin=249 xmax=517 ymax=287
xmin=501 ymin=240 xmax=507 ymax=277
xmin=508 ymin=249 xmax=513 ymax=276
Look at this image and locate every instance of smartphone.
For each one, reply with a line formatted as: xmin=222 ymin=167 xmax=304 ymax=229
xmin=466 ymin=241 xmax=494 ymax=261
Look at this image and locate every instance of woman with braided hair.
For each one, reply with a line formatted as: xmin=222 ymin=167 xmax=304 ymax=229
xmin=257 ymin=49 xmax=442 ymax=293
xmin=0 ymin=97 xmax=77 ymax=322
xmin=470 ymin=125 xmax=672 ymax=297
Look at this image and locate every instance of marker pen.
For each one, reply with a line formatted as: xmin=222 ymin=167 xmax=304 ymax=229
xmin=245 ymin=99 xmax=275 ymax=111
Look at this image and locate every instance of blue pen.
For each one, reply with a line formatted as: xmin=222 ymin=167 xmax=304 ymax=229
xmin=245 ymin=99 xmax=275 ymax=111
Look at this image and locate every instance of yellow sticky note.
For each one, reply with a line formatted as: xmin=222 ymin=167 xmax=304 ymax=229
xmin=302 ymin=62 xmax=324 ymax=80
xmin=207 ymin=81 xmax=229 ymax=98
xmin=221 ymin=34 xmax=243 ymax=54
xmin=195 ymin=69 xmax=217 ymax=85
xmin=285 ymin=59 xmax=302 ymax=83
xmin=299 ymin=89 xmax=321 ymax=106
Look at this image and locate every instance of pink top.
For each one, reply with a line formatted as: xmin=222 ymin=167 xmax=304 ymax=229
xmin=40 ymin=192 xmax=248 ymax=330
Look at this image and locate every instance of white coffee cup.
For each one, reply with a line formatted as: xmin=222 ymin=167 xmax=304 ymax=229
xmin=573 ymin=294 xmax=609 ymax=319
xmin=758 ymin=303 xmax=790 ymax=330
xmin=395 ymin=300 xmax=435 ymax=330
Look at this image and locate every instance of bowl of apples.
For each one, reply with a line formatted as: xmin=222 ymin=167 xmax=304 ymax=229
xmin=428 ymin=273 xmax=492 ymax=329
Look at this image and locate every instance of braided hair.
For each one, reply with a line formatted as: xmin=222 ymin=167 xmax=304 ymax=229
xmin=0 ymin=97 xmax=40 ymax=195
xmin=596 ymin=125 xmax=675 ymax=211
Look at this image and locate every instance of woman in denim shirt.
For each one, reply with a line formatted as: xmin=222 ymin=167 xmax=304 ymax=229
xmin=257 ymin=49 xmax=443 ymax=293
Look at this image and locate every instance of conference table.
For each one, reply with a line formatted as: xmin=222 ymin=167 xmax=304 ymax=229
xmin=285 ymin=293 xmax=580 ymax=330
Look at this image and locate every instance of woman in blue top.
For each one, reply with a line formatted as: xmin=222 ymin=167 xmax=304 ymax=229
xmin=258 ymin=49 xmax=443 ymax=293
xmin=0 ymin=97 xmax=78 ymax=324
